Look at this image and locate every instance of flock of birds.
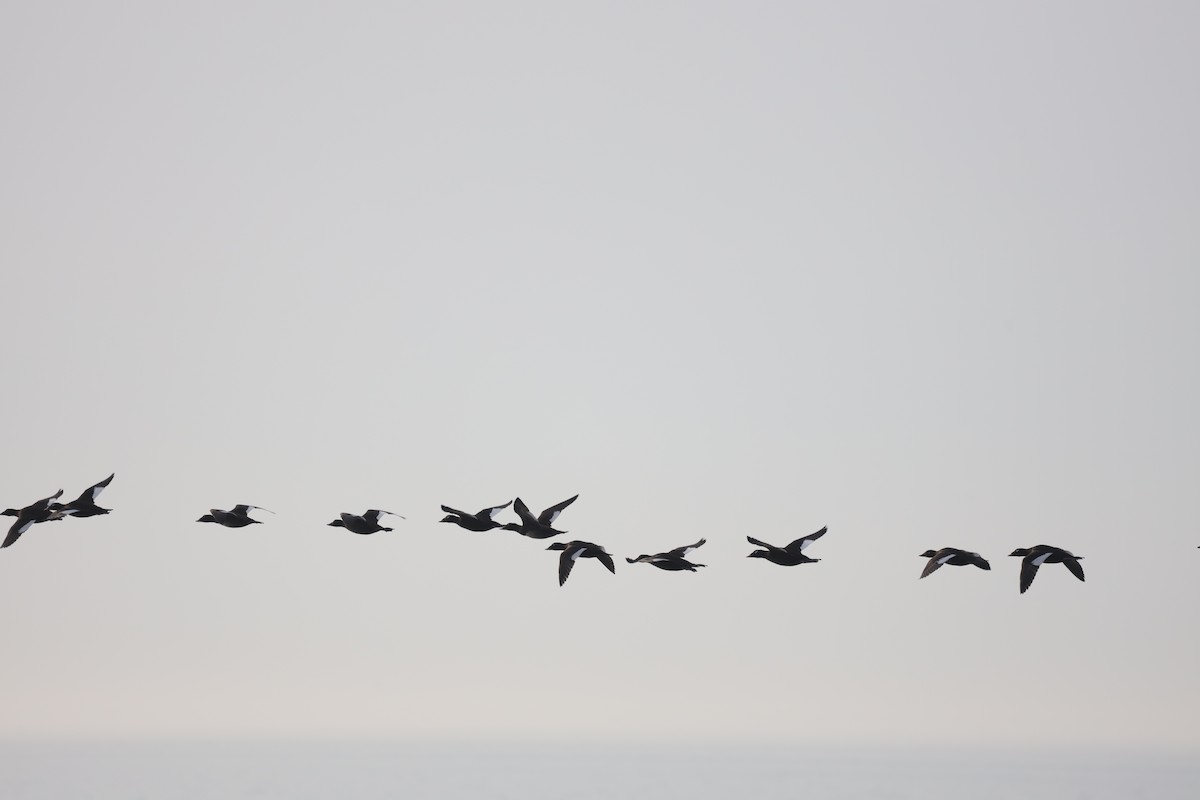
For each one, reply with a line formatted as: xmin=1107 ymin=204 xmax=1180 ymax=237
xmin=5 ymin=473 xmax=1092 ymax=593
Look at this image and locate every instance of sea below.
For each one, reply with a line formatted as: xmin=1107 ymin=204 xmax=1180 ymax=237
xmin=2 ymin=740 xmax=1196 ymax=799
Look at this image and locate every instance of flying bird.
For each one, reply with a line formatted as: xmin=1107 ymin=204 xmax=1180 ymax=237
xmin=439 ymin=500 xmax=512 ymax=532
xmin=918 ymin=547 xmax=991 ymax=578
xmin=328 ymin=509 xmax=405 ymax=535
xmin=746 ymin=527 xmax=827 ymax=566
xmin=1009 ymin=545 xmax=1085 ymax=593
xmin=2 ymin=489 xmax=65 ymax=549
xmin=501 ymin=495 xmax=579 ymax=539
xmin=53 ymin=473 xmax=115 ymax=518
xmin=197 ymin=505 xmax=273 ymax=528
xmin=547 ymin=540 xmax=616 ymax=585
xmin=626 ymin=538 xmax=707 ymax=571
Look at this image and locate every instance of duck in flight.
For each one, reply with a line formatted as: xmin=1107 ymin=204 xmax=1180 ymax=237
xmin=197 ymin=505 xmax=273 ymax=528
xmin=746 ymin=527 xmax=827 ymax=566
xmin=626 ymin=539 xmax=706 ymax=572
xmin=2 ymin=489 xmax=64 ymax=549
xmin=1009 ymin=545 xmax=1085 ymax=593
xmin=328 ymin=509 xmax=405 ymax=535
xmin=53 ymin=473 xmax=115 ymax=518
xmin=439 ymin=500 xmax=512 ymax=532
xmin=547 ymin=540 xmax=616 ymax=585
xmin=501 ymin=495 xmax=578 ymax=539
xmin=918 ymin=547 xmax=990 ymax=578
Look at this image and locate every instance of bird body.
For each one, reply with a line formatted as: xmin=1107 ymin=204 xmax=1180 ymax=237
xmin=197 ymin=505 xmax=272 ymax=528
xmin=440 ymin=500 xmax=512 ymax=532
xmin=627 ymin=539 xmax=706 ymax=571
xmin=919 ymin=547 xmax=991 ymax=578
xmin=547 ymin=540 xmax=615 ymax=585
xmin=53 ymin=473 xmax=115 ymax=518
xmin=329 ymin=509 xmax=405 ymax=535
xmin=746 ymin=528 xmax=827 ymax=566
xmin=626 ymin=554 xmax=705 ymax=571
xmin=501 ymin=495 xmax=578 ymax=539
xmin=2 ymin=489 xmax=65 ymax=548
xmin=1009 ymin=545 xmax=1085 ymax=593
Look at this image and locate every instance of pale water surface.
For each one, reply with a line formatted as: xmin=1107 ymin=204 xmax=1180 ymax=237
xmin=2 ymin=742 xmax=1196 ymax=799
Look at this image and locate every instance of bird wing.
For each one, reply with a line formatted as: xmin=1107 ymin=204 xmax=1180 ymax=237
xmin=787 ymin=526 xmax=827 ymax=552
xmin=366 ymin=509 xmax=405 ymax=522
xmin=668 ymin=538 xmax=706 ymax=557
xmin=1019 ymin=559 xmax=1041 ymax=594
xmin=478 ymin=500 xmax=513 ymax=519
xmin=538 ymin=494 xmax=579 ymax=526
xmin=920 ymin=556 xmax=944 ymax=579
xmin=595 ymin=549 xmax=616 ymax=574
xmin=85 ymin=473 xmax=115 ymax=502
xmin=2 ymin=518 xmax=34 ymax=548
xmin=747 ymin=536 xmax=785 ymax=553
xmin=558 ymin=545 xmax=582 ymax=586
xmin=512 ymin=498 xmax=538 ymax=526
xmin=230 ymin=504 xmax=272 ymax=516
xmin=29 ymin=489 xmax=64 ymax=513
xmin=1063 ymin=557 xmax=1085 ymax=583
xmin=440 ymin=505 xmax=471 ymax=518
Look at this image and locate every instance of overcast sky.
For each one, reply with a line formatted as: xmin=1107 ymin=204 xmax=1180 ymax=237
xmin=2 ymin=1 xmax=1198 ymax=751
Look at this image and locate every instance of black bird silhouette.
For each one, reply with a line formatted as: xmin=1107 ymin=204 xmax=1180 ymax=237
xmin=53 ymin=473 xmax=115 ymax=518
xmin=746 ymin=527 xmax=827 ymax=566
xmin=919 ymin=547 xmax=991 ymax=578
xmin=439 ymin=500 xmax=512 ymax=532
xmin=1009 ymin=545 xmax=1085 ymax=594
xmin=627 ymin=539 xmax=707 ymax=571
xmin=197 ymin=505 xmax=272 ymax=528
xmin=2 ymin=489 xmax=65 ymax=549
xmin=328 ymin=509 xmax=405 ymax=535
xmin=501 ymin=495 xmax=578 ymax=539
xmin=547 ymin=540 xmax=616 ymax=585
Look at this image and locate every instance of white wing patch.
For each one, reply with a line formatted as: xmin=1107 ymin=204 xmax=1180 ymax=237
xmin=1033 ymin=553 xmax=1052 ymax=565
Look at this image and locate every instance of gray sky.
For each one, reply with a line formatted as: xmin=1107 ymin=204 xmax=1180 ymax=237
xmin=2 ymin=1 xmax=1198 ymax=750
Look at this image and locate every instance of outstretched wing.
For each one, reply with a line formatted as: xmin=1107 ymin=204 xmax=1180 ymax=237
xmin=2 ymin=518 xmax=34 ymax=549
xmin=1063 ymin=557 xmax=1085 ymax=583
xmin=365 ymin=509 xmax=405 ymax=523
xmin=595 ymin=549 xmax=616 ymax=574
xmin=558 ymin=545 xmax=581 ymax=586
xmin=668 ymin=538 xmax=705 ymax=557
xmin=747 ymin=536 xmax=784 ymax=553
xmin=477 ymin=500 xmax=512 ymax=519
xmin=1019 ymin=559 xmax=1041 ymax=594
xmin=538 ymin=494 xmax=579 ymax=526
xmin=787 ymin=526 xmax=827 ymax=553
xmin=230 ymin=504 xmax=272 ymax=517
xmin=920 ymin=555 xmax=944 ymax=579
xmin=84 ymin=473 xmax=115 ymax=503
xmin=29 ymin=489 xmax=64 ymax=513
xmin=512 ymin=497 xmax=538 ymax=526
